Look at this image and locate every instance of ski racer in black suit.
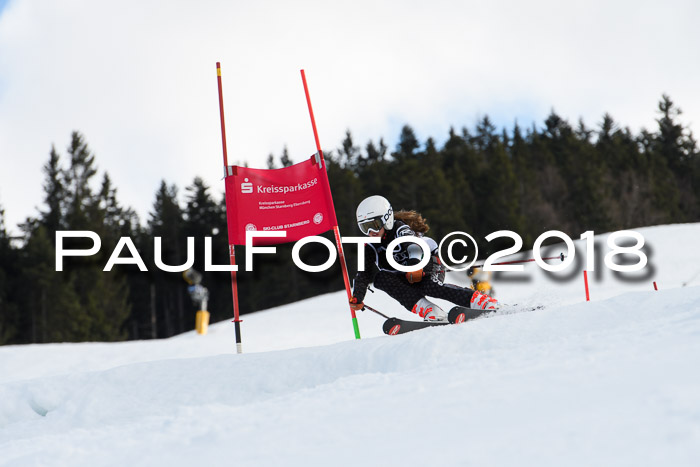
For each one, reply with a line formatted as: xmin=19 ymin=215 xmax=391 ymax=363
xmin=349 ymin=195 xmax=498 ymax=321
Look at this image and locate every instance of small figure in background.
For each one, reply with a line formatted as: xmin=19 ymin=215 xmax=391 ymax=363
xmin=467 ymin=266 xmax=495 ymax=298
xmin=183 ymin=268 xmax=210 ymax=334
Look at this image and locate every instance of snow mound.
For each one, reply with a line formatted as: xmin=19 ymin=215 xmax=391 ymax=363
xmin=2 ymin=287 xmax=700 ymax=466
xmin=1 ymin=223 xmax=699 ymax=466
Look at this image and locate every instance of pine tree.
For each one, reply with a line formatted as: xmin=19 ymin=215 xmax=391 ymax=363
xmin=652 ymin=95 xmax=698 ymax=220
xmin=41 ymin=146 xmax=66 ymax=234
xmin=64 ymin=131 xmax=98 ymax=230
xmin=411 ymin=138 xmax=451 ymax=238
xmin=89 ymin=173 xmax=133 ymax=341
xmin=21 ymin=224 xmax=83 ymax=342
xmin=183 ymin=177 xmax=228 ymax=323
xmin=510 ymin=122 xmax=545 ymax=245
xmin=0 ymin=204 xmax=19 ymax=344
xmin=359 ymin=139 xmax=388 ymax=193
xmin=441 ymin=128 xmax=477 ymax=234
xmin=280 ymin=147 xmax=293 ymax=167
xmin=533 ymin=112 xmax=576 ymax=232
xmin=19 ymin=143 xmax=77 ymax=342
xmin=17 ymin=132 xmax=133 ymax=343
xmin=339 ymin=130 xmax=361 ymax=168
xmin=480 ymin=138 xmax=521 ymax=239
xmin=474 ymin=116 xmax=498 ymax=153
xmin=63 ymin=134 xmax=132 ymax=341
xmin=655 ymin=95 xmax=695 ymax=175
xmin=148 ymin=181 xmax=186 ymax=336
xmin=596 ymin=115 xmax=653 ymax=228
xmin=394 ymin=125 xmax=420 ymax=160
xmin=631 ymin=99 xmax=683 ymax=223
xmin=266 ymin=154 xmax=277 ymax=169
xmin=366 ymin=138 xmax=387 ymax=163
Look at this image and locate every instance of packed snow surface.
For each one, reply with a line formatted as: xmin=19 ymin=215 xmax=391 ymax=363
xmin=1 ymin=224 xmax=699 ymax=466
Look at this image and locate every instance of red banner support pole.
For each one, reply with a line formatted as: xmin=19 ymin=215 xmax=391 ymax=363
xmin=216 ymin=62 xmax=243 ymax=353
xmin=300 ymin=69 xmax=361 ymax=339
xmin=583 ymin=270 xmax=590 ymax=302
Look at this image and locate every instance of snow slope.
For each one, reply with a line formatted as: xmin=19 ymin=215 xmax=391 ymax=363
xmin=1 ymin=224 xmax=699 ymax=466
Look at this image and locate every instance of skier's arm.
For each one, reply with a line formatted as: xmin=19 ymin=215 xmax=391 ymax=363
xmin=403 ymin=231 xmax=426 ymax=283
xmin=351 ymin=271 xmax=372 ymax=304
xmin=350 ymin=244 xmax=375 ymax=304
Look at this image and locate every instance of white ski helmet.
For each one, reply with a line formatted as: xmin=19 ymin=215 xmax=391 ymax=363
xmin=356 ymin=195 xmax=394 ymax=235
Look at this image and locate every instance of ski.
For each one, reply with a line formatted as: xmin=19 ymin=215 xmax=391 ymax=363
xmin=381 ymin=304 xmax=545 ymax=335
xmin=382 ymin=317 xmax=449 ymax=335
xmin=447 ymin=305 xmax=494 ymax=324
xmin=382 ymin=306 xmax=493 ymax=335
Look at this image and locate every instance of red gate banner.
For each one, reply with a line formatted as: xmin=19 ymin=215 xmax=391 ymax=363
xmin=224 ymin=155 xmax=337 ymax=246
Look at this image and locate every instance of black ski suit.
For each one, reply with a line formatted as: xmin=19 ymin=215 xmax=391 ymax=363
xmin=351 ymin=220 xmax=476 ymax=311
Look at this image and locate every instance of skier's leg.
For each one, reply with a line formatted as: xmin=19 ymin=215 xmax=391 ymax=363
xmin=374 ymin=271 xmax=447 ymax=321
xmin=419 ymin=280 xmax=471 ymax=307
xmin=420 ymin=280 xmax=499 ymax=310
xmin=373 ymin=271 xmax=424 ymax=310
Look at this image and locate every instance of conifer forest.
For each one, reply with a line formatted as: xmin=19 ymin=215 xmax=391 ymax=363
xmin=0 ymin=95 xmax=698 ymax=344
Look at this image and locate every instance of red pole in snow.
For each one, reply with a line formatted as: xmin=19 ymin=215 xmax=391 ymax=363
xmin=583 ymin=270 xmax=590 ymax=301
xmin=653 ymin=281 xmax=658 ymax=291
xmin=216 ymin=62 xmax=243 ymax=354
xmin=300 ymin=69 xmax=360 ymax=339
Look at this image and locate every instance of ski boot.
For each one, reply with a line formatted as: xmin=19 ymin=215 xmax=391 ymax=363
xmin=470 ymin=290 xmax=499 ymax=311
xmin=411 ymin=298 xmax=448 ymax=322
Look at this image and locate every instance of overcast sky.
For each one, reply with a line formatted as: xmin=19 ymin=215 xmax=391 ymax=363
xmin=0 ymin=0 xmax=698 ymax=235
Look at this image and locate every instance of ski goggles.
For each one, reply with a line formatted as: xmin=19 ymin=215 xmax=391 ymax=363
xmin=358 ymin=216 xmax=385 ymax=235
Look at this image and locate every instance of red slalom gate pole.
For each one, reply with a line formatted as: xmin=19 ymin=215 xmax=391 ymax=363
xmin=216 ymin=62 xmax=244 ymax=354
xmin=300 ymin=69 xmax=360 ymax=339
xmin=653 ymin=281 xmax=658 ymax=291
xmin=583 ymin=270 xmax=590 ymax=301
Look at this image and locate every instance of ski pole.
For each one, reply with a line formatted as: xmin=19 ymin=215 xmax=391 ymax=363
xmin=470 ymin=252 xmax=565 ymax=269
xmin=362 ymin=304 xmax=391 ymax=319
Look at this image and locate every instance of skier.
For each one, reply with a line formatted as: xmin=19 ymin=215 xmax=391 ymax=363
xmin=348 ymin=195 xmax=498 ymax=321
